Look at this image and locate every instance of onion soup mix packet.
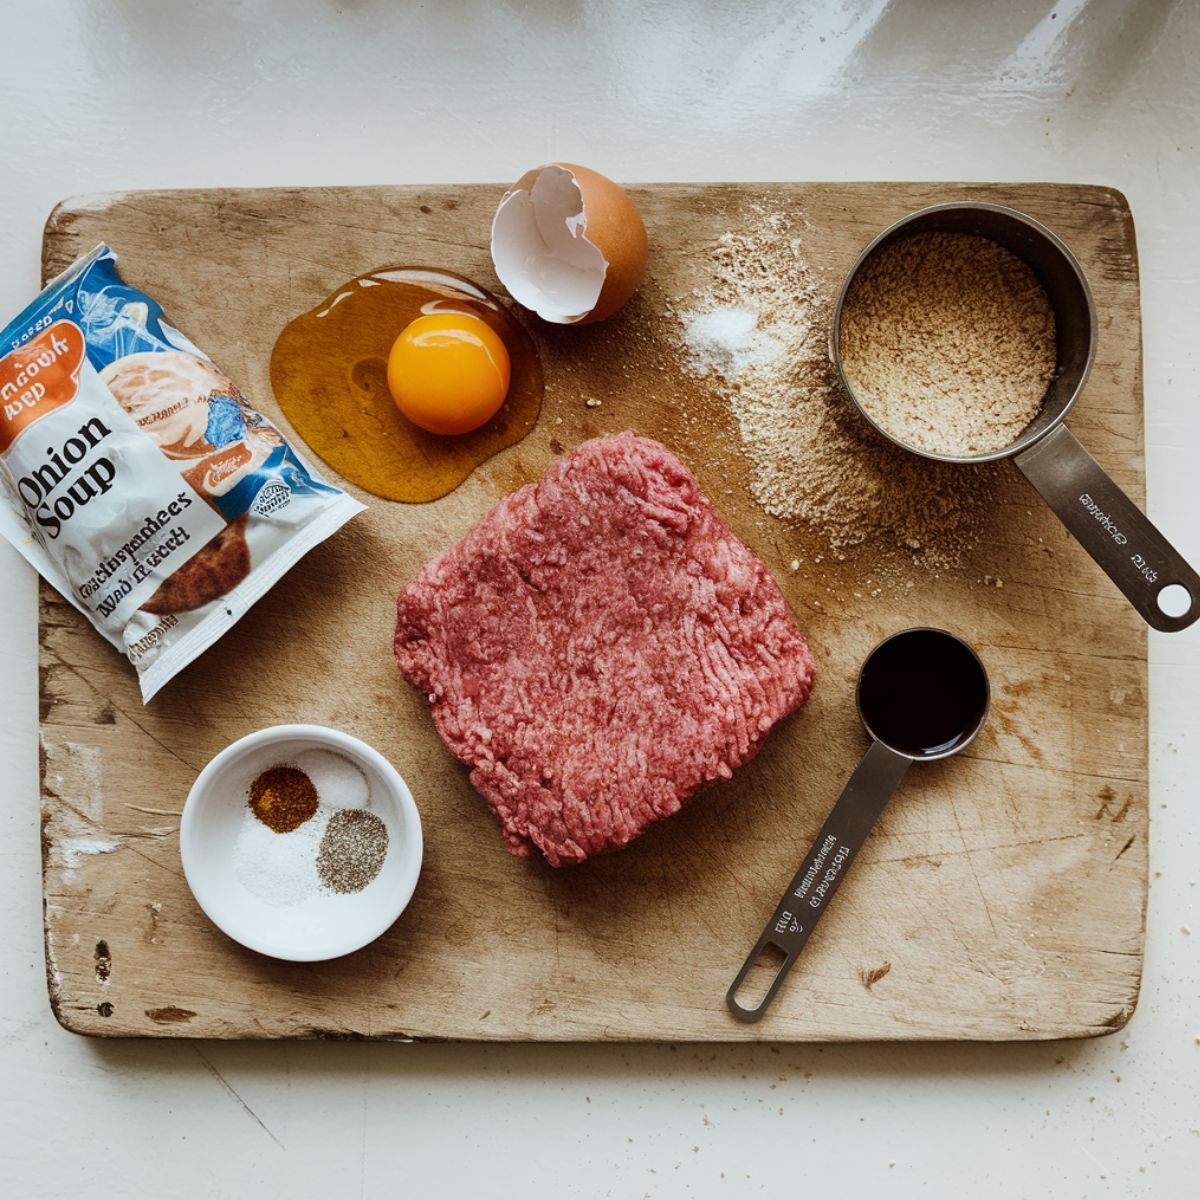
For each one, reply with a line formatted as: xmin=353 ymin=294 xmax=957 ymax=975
xmin=0 ymin=245 xmax=365 ymax=701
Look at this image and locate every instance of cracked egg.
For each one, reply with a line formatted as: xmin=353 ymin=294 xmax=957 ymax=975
xmin=490 ymin=163 xmax=648 ymax=325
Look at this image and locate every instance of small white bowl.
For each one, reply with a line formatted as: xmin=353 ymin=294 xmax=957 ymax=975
xmin=180 ymin=724 xmax=423 ymax=962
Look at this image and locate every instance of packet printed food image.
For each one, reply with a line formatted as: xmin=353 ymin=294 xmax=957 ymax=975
xmin=0 ymin=245 xmax=365 ymax=702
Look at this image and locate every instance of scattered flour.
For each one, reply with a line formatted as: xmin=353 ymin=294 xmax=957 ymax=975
xmin=57 ymin=838 xmax=117 ymax=873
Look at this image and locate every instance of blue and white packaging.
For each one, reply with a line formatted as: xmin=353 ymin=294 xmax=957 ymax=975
xmin=0 ymin=245 xmax=365 ymax=701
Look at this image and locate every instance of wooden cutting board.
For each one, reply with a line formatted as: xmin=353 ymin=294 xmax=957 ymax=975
xmin=39 ymin=182 xmax=1147 ymax=1040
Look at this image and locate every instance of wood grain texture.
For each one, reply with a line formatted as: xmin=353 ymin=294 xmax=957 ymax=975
xmin=39 ymin=183 xmax=1146 ymax=1041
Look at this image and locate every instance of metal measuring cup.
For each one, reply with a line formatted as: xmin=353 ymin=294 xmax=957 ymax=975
xmin=727 ymin=628 xmax=990 ymax=1024
xmin=832 ymin=201 xmax=1199 ymax=633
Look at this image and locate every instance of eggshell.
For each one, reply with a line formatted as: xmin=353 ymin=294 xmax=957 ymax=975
xmin=490 ymin=163 xmax=648 ymax=325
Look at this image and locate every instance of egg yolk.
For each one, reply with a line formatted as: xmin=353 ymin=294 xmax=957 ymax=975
xmin=386 ymin=312 xmax=511 ymax=435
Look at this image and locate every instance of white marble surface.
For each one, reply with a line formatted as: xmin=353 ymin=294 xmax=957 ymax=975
xmin=1 ymin=1 xmax=1198 ymax=1195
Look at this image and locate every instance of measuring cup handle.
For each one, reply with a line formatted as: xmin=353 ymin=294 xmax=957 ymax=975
xmin=726 ymin=740 xmax=910 ymax=1024
xmin=1014 ymin=424 xmax=1200 ymax=632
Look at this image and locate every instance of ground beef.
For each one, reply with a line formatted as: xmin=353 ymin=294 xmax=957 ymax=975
xmin=394 ymin=433 xmax=814 ymax=867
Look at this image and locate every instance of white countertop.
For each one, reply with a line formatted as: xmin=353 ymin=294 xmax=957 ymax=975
xmin=1 ymin=1 xmax=1197 ymax=1195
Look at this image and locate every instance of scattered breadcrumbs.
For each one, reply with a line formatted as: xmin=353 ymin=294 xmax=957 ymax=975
xmin=672 ymin=204 xmax=997 ymax=573
xmin=839 ymin=232 xmax=1056 ymax=457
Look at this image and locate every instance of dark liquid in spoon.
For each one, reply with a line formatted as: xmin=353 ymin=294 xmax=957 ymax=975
xmin=857 ymin=629 xmax=988 ymax=757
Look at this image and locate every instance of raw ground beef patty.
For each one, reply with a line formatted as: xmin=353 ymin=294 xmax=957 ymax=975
xmin=393 ymin=433 xmax=815 ymax=866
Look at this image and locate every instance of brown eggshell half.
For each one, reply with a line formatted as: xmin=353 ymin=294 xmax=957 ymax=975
xmin=491 ymin=163 xmax=649 ymax=324
xmin=558 ymin=163 xmax=649 ymax=324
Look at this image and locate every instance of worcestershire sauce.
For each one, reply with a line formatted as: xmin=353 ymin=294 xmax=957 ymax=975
xmin=857 ymin=628 xmax=988 ymax=758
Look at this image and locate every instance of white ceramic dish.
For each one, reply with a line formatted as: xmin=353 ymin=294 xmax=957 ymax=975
xmin=180 ymin=724 xmax=423 ymax=961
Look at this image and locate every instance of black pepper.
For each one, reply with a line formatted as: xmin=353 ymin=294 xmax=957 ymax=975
xmin=317 ymin=809 xmax=389 ymax=894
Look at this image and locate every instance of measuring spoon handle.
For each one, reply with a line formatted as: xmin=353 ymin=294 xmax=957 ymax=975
xmin=1015 ymin=424 xmax=1200 ymax=631
xmin=726 ymin=740 xmax=910 ymax=1024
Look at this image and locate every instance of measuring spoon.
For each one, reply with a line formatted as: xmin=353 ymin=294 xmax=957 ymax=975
xmin=727 ymin=628 xmax=990 ymax=1024
xmin=833 ymin=201 xmax=1200 ymax=632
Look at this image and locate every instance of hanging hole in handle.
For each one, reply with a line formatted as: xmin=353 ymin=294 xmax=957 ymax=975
xmin=1157 ymin=583 xmax=1193 ymax=619
xmin=728 ymin=940 xmax=788 ymax=1021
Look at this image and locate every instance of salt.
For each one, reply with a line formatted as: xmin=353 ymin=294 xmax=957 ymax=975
xmin=291 ymin=748 xmax=369 ymax=810
xmin=233 ymin=806 xmax=330 ymax=907
xmin=680 ymin=305 xmax=784 ymax=380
